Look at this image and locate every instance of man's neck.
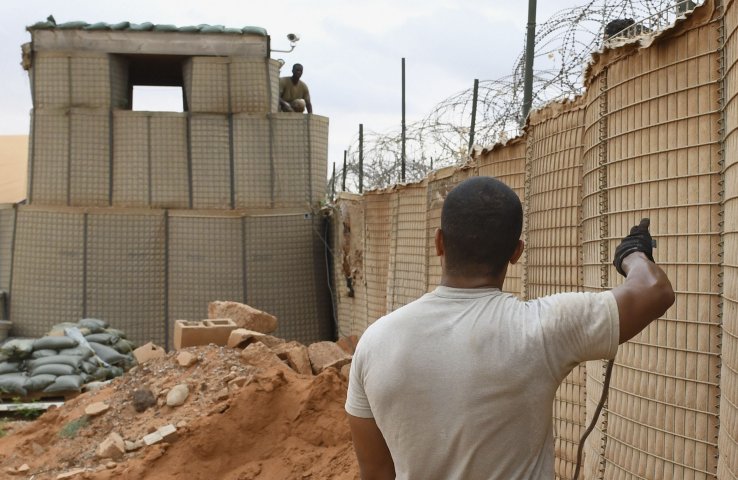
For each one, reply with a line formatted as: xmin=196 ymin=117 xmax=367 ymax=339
xmin=291 ymin=76 xmax=300 ymax=84
xmin=440 ymin=273 xmax=504 ymax=289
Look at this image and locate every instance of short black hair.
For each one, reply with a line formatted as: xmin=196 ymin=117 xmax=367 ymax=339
xmin=440 ymin=176 xmax=523 ymax=276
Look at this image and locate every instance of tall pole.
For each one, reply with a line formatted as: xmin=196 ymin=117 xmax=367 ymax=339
xmin=401 ymin=57 xmax=406 ymax=183
xmin=342 ymin=150 xmax=347 ymax=191
xmin=469 ymin=78 xmax=479 ymax=153
xmin=522 ymin=0 xmax=537 ymax=123
xmin=359 ymin=124 xmax=364 ymax=193
xmin=331 ymin=163 xmax=336 ymax=199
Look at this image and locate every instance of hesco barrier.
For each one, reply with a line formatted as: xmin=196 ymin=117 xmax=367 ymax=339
xmin=29 ymin=111 xmax=328 ymax=211
xmin=332 ymin=1 xmax=736 ymax=477
xmin=0 ymin=205 xmax=15 ymax=295
xmin=8 ymin=206 xmax=332 ymax=347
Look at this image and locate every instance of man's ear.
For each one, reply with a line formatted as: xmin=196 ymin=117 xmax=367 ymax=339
xmin=509 ymin=240 xmax=524 ymax=265
xmin=435 ymin=228 xmax=444 ymax=257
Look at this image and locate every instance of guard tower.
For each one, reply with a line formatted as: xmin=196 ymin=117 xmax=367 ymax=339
xmin=0 ymin=20 xmax=332 ymax=347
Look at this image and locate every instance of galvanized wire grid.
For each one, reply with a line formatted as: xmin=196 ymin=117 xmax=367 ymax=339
xmin=184 ymin=57 xmax=230 ymax=114
xmin=309 ymin=116 xmax=330 ymax=205
xmin=527 ymin=103 xmax=587 ymax=480
xmin=364 ymin=192 xmax=393 ymax=325
xmin=30 ymin=109 xmax=69 ymax=205
xmin=272 ymin=115 xmax=310 ymax=208
xmin=386 ymin=184 xmax=428 ymax=312
xmin=150 ymin=114 xmax=189 ymax=208
xmin=86 ymin=211 xmax=167 ymax=346
xmin=9 ymin=208 xmax=84 ymax=337
xmin=112 ymin=111 xmax=150 ymax=207
xmin=600 ymin=14 xmax=722 ymax=479
xmin=233 ymin=114 xmax=273 ymax=208
xmin=476 ymin=139 xmax=526 ymax=297
xmin=244 ymin=213 xmax=332 ymax=344
xmin=190 ymin=114 xmax=232 ymax=209
xmin=70 ymin=108 xmax=110 ymax=206
xmin=0 ymin=206 xmax=15 ymax=294
xmin=168 ymin=213 xmax=244 ymax=342
xmin=231 ymin=58 xmax=274 ymax=114
xmin=718 ymin=0 xmax=738 ymax=477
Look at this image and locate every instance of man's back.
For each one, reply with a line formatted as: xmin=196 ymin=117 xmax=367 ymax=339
xmin=346 ymin=286 xmax=618 ymax=479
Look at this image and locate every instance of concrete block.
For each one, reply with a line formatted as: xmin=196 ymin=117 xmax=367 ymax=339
xmin=133 ymin=342 xmax=166 ymax=364
xmin=208 ymin=301 xmax=277 ymax=333
xmin=307 ymin=341 xmax=352 ymax=374
xmin=173 ymin=319 xmax=238 ymax=349
xmin=158 ymin=424 xmax=178 ymax=442
xmin=143 ymin=431 xmax=163 ymax=446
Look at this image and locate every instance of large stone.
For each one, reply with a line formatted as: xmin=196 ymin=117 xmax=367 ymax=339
xmin=307 ymin=341 xmax=352 ymax=374
xmin=96 ymin=432 xmax=125 ymax=460
xmin=132 ymin=342 xmax=166 ymax=364
xmin=240 ymin=342 xmax=287 ymax=369
xmin=166 ymin=384 xmax=190 ymax=407
xmin=336 ymin=335 xmax=359 ymax=354
xmin=227 ymin=329 xmax=268 ymax=349
xmin=273 ymin=342 xmax=312 ymax=375
xmin=176 ymin=351 xmax=197 ymax=367
xmin=85 ymin=402 xmax=109 ymax=416
xmin=142 ymin=431 xmax=163 ymax=446
xmin=208 ymin=301 xmax=277 ymax=334
xmin=132 ymin=389 xmax=156 ymax=413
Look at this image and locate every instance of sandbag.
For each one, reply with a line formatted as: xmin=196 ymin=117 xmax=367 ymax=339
xmin=84 ymin=333 xmax=119 ymax=345
xmin=77 ymin=318 xmax=108 ymax=333
xmin=108 ymin=366 xmax=125 ymax=379
xmin=30 ymin=364 xmax=77 ymax=376
xmin=59 ymin=347 xmax=93 ymax=359
xmin=0 ymin=339 xmax=35 ymax=359
xmin=88 ymin=342 xmax=129 ymax=366
xmin=48 ymin=322 xmax=79 ymax=336
xmin=27 ymin=355 xmax=83 ymax=371
xmin=89 ymin=367 xmax=109 ymax=381
xmin=113 ymin=339 xmax=135 ymax=354
xmin=31 ymin=349 xmax=59 ymax=359
xmin=25 ymin=374 xmax=57 ymax=392
xmin=105 ymin=328 xmax=127 ymax=339
xmin=80 ymin=360 xmax=99 ymax=375
xmin=33 ymin=336 xmax=78 ymax=351
xmin=0 ymin=362 xmax=22 ymax=375
xmin=0 ymin=373 xmax=28 ymax=396
xmin=43 ymin=375 xmax=84 ymax=393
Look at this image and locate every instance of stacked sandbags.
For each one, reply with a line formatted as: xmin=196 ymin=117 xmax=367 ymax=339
xmin=0 ymin=318 xmax=137 ymax=397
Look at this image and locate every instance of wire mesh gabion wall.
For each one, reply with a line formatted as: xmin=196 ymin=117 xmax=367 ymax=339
xmin=332 ymin=1 xmax=735 ymax=477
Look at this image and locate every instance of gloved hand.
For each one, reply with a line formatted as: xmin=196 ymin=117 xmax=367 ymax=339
xmin=613 ymin=218 xmax=654 ymax=277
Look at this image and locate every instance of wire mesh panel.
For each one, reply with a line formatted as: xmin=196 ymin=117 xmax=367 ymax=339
xmin=528 ymin=101 xmax=587 ymax=480
xmin=231 ymin=58 xmax=279 ymax=114
xmin=10 ymin=207 xmax=84 ymax=337
xmin=30 ymin=108 xmax=69 ymax=205
xmin=69 ymin=108 xmax=110 ymax=206
xmin=150 ymin=113 xmax=189 ymax=208
xmin=719 ymin=0 xmax=738 ymax=476
xmin=113 ymin=110 xmax=150 ymax=207
xmin=109 ymin=55 xmax=130 ymax=110
xmin=32 ymin=52 xmax=70 ymax=110
xmin=600 ymin=13 xmax=722 ymax=478
xmin=364 ymin=190 xmax=393 ymax=325
xmin=309 ymin=115 xmax=330 ymax=206
xmin=244 ymin=213 xmax=332 ymax=344
xmin=183 ymin=57 xmax=230 ymax=114
xmin=477 ymin=138 xmax=527 ymax=297
xmin=190 ymin=114 xmax=231 ymax=209
xmin=332 ymin=194 xmax=369 ymax=337
xmin=272 ymin=115 xmax=310 ymax=208
xmin=269 ymin=59 xmax=280 ymax=114
xmin=386 ymin=183 xmax=428 ymax=312
xmin=233 ymin=114 xmax=272 ymax=208
xmin=86 ymin=210 xmax=166 ymax=347
xmin=168 ymin=212 xmax=244 ymax=343
xmin=0 ymin=205 xmax=15 ymax=294
xmin=425 ymin=167 xmax=474 ymax=291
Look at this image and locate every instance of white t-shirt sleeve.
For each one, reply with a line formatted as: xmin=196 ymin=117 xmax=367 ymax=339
xmin=345 ymin=342 xmax=374 ymax=418
xmin=536 ymin=291 xmax=620 ymax=382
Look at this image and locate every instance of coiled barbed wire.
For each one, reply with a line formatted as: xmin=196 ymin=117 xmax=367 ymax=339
xmin=335 ymin=0 xmax=701 ymax=193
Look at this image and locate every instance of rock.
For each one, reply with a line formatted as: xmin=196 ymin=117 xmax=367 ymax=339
xmin=307 ymin=341 xmax=353 ymax=374
xmin=158 ymin=424 xmax=178 ymax=442
xmin=223 ymin=372 xmax=237 ymax=383
xmin=124 ymin=440 xmax=141 ymax=452
xmin=228 ymin=376 xmax=249 ymax=388
xmin=96 ymin=432 xmax=125 ymax=460
xmin=240 ymin=342 xmax=287 ymax=370
xmin=209 ymin=301 xmax=277 ymax=334
xmin=215 ymin=387 xmax=230 ymax=402
xmin=17 ymin=464 xmax=30 ymax=473
xmin=176 ymin=351 xmax=197 ymax=367
xmin=176 ymin=420 xmax=187 ymax=429
xmin=106 ymin=462 xmax=117 ymax=469
xmin=85 ymin=402 xmax=109 ymax=416
xmin=166 ymin=384 xmax=190 ymax=407
xmin=336 ymin=335 xmax=359 ymax=354
xmin=132 ymin=342 xmax=166 ymax=364
xmin=227 ymin=328 xmax=270 ymax=349
xmin=132 ymin=389 xmax=156 ymax=413
xmin=143 ymin=431 xmax=163 ymax=446
xmin=273 ymin=342 xmax=312 ymax=375
xmin=340 ymin=363 xmax=352 ymax=381
xmin=56 ymin=469 xmax=87 ymax=479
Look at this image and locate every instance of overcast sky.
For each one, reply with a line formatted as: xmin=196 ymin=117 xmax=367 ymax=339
xmin=0 ymin=0 xmax=583 ymax=173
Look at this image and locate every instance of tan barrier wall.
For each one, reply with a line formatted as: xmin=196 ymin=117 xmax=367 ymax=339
xmin=720 ymin=0 xmax=738 ymax=477
xmin=9 ymin=207 xmax=332 ymax=346
xmin=0 ymin=205 xmax=15 ymax=294
xmin=477 ymin=138 xmax=526 ymax=297
xmin=332 ymin=2 xmax=737 ymax=477
xmin=528 ymin=100 xmax=587 ymax=480
xmin=364 ymin=191 xmax=394 ymax=322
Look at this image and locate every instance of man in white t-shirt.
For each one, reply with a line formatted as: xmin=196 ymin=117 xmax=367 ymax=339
xmin=345 ymin=176 xmax=674 ymax=480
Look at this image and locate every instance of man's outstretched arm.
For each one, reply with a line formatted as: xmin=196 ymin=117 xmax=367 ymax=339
xmin=347 ymin=414 xmax=395 ymax=480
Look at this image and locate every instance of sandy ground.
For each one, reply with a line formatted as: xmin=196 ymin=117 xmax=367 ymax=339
xmin=0 ymin=135 xmax=28 ymax=203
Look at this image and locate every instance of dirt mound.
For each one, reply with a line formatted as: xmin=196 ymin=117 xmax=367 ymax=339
xmin=0 ymin=343 xmax=359 ymax=479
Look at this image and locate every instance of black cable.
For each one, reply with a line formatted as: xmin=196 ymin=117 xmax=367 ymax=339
xmin=573 ymin=357 xmax=615 ymax=480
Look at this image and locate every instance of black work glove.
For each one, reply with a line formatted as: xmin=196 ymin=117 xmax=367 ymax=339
xmin=613 ymin=218 xmax=654 ymax=277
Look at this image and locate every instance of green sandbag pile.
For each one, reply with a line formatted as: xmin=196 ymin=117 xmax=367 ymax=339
xmin=0 ymin=318 xmax=137 ymax=397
